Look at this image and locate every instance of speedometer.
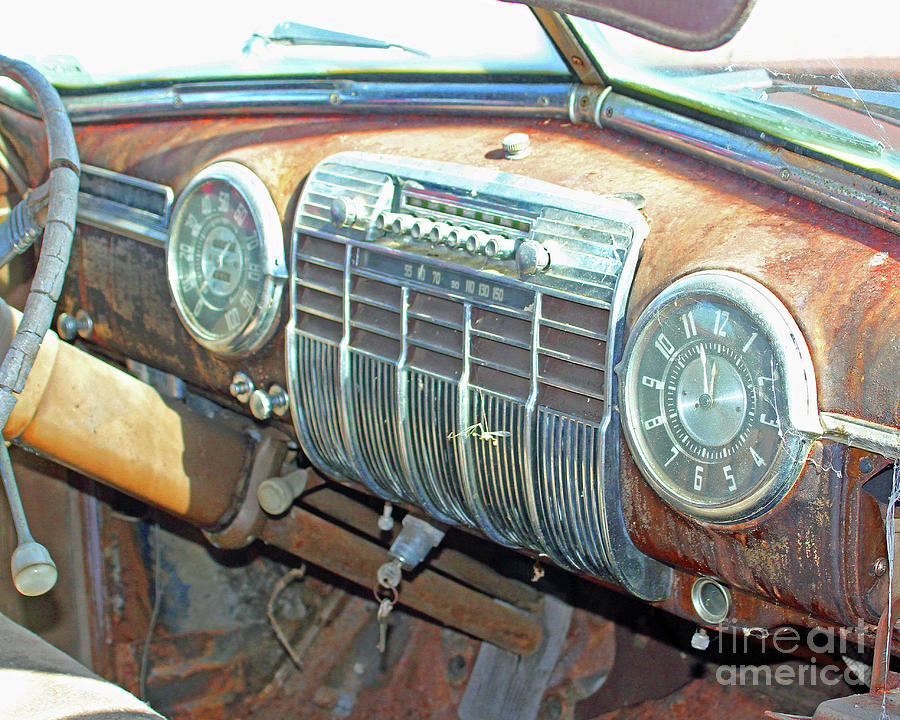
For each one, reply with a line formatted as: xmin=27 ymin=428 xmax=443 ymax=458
xmin=167 ymin=162 xmax=287 ymax=356
xmin=621 ymin=271 xmax=821 ymax=523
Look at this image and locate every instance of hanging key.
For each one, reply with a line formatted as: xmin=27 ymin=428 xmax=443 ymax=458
xmin=376 ymin=596 xmax=394 ymax=653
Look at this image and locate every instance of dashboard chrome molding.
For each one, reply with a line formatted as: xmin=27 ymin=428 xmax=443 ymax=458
xmin=621 ymin=270 xmax=822 ymax=523
xmin=598 ymin=91 xmax=900 ymax=238
xmin=76 ymin=164 xmax=173 ymax=247
xmin=1 ymin=81 xmax=573 ymax=124
xmin=286 ymin=151 xmax=672 ymax=601
xmin=820 ymin=412 xmax=900 ymax=460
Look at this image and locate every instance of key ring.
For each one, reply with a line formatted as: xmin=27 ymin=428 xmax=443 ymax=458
xmin=374 ymin=583 xmax=398 ymax=607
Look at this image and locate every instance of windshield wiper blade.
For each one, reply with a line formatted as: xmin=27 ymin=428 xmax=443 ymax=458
xmin=245 ymin=22 xmax=429 ymax=57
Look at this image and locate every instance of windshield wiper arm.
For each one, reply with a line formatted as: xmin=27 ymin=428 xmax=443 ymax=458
xmin=245 ymin=22 xmax=429 ymax=57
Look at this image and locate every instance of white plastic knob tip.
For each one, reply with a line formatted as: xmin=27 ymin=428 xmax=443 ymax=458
xmin=12 ymin=541 xmax=58 ymax=596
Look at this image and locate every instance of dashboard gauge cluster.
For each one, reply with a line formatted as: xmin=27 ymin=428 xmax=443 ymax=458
xmin=166 ymin=162 xmax=287 ymax=356
xmin=621 ymin=271 xmax=822 ymax=523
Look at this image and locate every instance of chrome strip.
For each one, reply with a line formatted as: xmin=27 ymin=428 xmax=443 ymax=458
xmin=32 ymin=81 xmax=573 ymax=124
xmin=76 ymin=164 xmax=173 ymax=247
xmin=820 ymin=412 xmax=900 ymax=459
xmin=599 ymin=91 xmax=900 ymax=238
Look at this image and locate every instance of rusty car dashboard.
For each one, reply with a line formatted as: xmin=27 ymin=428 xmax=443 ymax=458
xmin=1 ymin=99 xmax=899 ymax=646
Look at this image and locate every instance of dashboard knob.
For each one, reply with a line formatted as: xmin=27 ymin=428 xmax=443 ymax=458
xmin=447 ymin=227 xmax=468 ymax=249
xmin=464 ymin=230 xmax=488 ymax=254
xmin=229 ymin=372 xmax=254 ymax=403
xmin=516 ymin=240 xmax=550 ymax=275
xmin=56 ymin=309 xmax=93 ymax=341
xmin=502 ymin=132 xmax=531 ymax=160
xmin=250 ymin=384 xmax=290 ymax=420
xmin=375 ymin=211 xmax=396 ymax=232
xmin=410 ymin=218 xmax=434 ymax=241
xmin=428 ymin=222 xmax=452 ymax=245
xmin=390 ymin=214 xmax=414 ymax=234
xmin=484 ymin=235 xmax=516 ymax=259
xmin=331 ymin=195 xmax=360 ymax=228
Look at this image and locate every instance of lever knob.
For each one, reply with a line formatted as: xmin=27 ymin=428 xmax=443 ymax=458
xmin=11 ymin=541 xmax=57 ymax=597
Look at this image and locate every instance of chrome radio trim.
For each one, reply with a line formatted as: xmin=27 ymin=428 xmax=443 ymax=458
xmin=286 ymin=151 xmax=672 ymax=601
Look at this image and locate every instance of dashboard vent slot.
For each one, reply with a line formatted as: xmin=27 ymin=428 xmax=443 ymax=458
xmin=287 ymin=152 xmax=670 ymax=601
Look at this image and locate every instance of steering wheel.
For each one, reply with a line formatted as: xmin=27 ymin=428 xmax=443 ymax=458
xmin=0 ymin=55 xmax=79 ymax=595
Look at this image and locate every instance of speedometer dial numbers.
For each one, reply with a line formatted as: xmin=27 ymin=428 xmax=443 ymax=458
xmin=167 ymin=162 xmax=287 ymax=356
xmin=622 ymin=271 xmax=820 ymax=523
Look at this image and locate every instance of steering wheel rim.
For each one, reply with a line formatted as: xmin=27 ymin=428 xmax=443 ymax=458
xmin=0 ymin=55 xmax=78 ymax=595
xmin=0 ymin=55 xmax=79 ymax=427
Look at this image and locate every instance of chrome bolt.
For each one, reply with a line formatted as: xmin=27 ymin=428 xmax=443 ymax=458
xmin=249 ymin=385 xmax=288 ymax=420
xmin=229 ymin=372 xmax=254 ymax=403
xmin=56 ymin=309 xmax=93 ymax=341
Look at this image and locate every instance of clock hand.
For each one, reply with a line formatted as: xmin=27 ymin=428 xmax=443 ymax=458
xmin=699 ymin=343 xmax=709 ymax=395
xmin=710 ymin=361 xmax=718 ymax=403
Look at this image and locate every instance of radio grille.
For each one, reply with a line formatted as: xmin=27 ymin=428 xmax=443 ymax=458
xmin=286 ymin=152 xmax=670 ymax=600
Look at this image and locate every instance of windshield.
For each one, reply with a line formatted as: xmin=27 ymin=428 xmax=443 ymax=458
xmin=571 ymin=0 xmax=900 ymax=182
xmin=0 ymin=0 xmax=568 ymax=87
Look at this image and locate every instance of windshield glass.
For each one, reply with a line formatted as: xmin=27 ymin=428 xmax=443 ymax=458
xmin=0 ymin=0 xmax=568 ymax=87
xmin=571 ymin=0 xmax=900 ymax=181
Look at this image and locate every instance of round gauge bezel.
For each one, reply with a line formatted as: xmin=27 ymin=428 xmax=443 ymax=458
xmin=166 ymin=161 xmax=287 ymax=356
xmin=621 ymin=270 xmax=822 ymax=524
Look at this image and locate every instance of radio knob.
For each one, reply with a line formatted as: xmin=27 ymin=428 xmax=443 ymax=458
xmin=428 ymin=222 xmax=452 ymax=244
xmin=331 ymin=196 xmax=360 ymax=228
xmin=464 ymin=231 xmax=488 ymax=254
xmin=516 ymin=240 xmax=550 ymax=275
xmin=410 ymin=218 xmax=434 ymax=241
xmin=447 ymin=227 xmax=467 ymax=249
xmin=484 ymin=235 xmax=516 ymax=259
xmin=375 ymin=211 xmax=396 ymax=232
xmin=391 ymin=214 xmax=415 ymax=234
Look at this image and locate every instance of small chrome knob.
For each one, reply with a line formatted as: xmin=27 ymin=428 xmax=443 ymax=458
xmin=375 ymin=211 xmax=396 ymax=232
xmin=464 ymin=231 xmax=488 ymax=255
xmin=249 ymin=384 xmax=290 ymax=420
xmin=56 ymin=309 xmax=92 ymax=341
xmin=485 ymin=235 xmax=516 ymax=259
xmin=502 ymin=132 xmax=531 ymax=160
xmin=390 ymin=214 xmax=414 ymax=235
xmin=446 ymin=227 xmax=468 ymax=249
xmin=428 ymin=222 xmax=452 ymax=245
xmin=331 ymin=196 xmax=361 ymax=228
xmin=410 ymin=218 xmax=434 ymax=241
xmin=229 ymin=372 xmax=254 ymax=403
xmin=516 ymin=240 xmax=550 ymax=275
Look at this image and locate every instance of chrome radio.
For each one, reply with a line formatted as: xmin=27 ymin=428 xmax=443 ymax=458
xmin=286 ymin=151 xmax=671 ymax=600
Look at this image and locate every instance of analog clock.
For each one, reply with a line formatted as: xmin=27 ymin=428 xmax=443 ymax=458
xmin=621 ymin=271 xmax=821 ymax=523
xmin=167 ymin=162 xmax=287 ymax=356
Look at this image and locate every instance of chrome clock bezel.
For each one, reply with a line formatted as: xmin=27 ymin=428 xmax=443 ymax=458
xmin=166 ymin=161 xmax=287 ymax=356
xmin=621 ymin=270 xmax=823 ymax=523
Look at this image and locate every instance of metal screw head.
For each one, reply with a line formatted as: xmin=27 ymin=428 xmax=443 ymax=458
xmin=229 ymin=372 xmax=254 ymax=403
xmin=874 ymin=558 xmax=888 ymax=577
xmin=859 ymin=457 xmax=875 ymax=475
xmin=56 ymin=312 xmax=78 ymax=341
xmin=249 ymin=388 xmax=273 ymax=420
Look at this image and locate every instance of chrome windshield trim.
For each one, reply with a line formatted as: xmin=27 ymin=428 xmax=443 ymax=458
xmin=820 ymin=412 xmax=900 ymax=459
xmin=597 ymin=91 xmax=900 ymax=238
xmin=2 ymin=80 xmax=574 ymax=123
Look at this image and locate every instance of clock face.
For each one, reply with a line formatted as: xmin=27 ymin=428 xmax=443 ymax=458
xmin=622 ymin=272 xmax=816 ymax=523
